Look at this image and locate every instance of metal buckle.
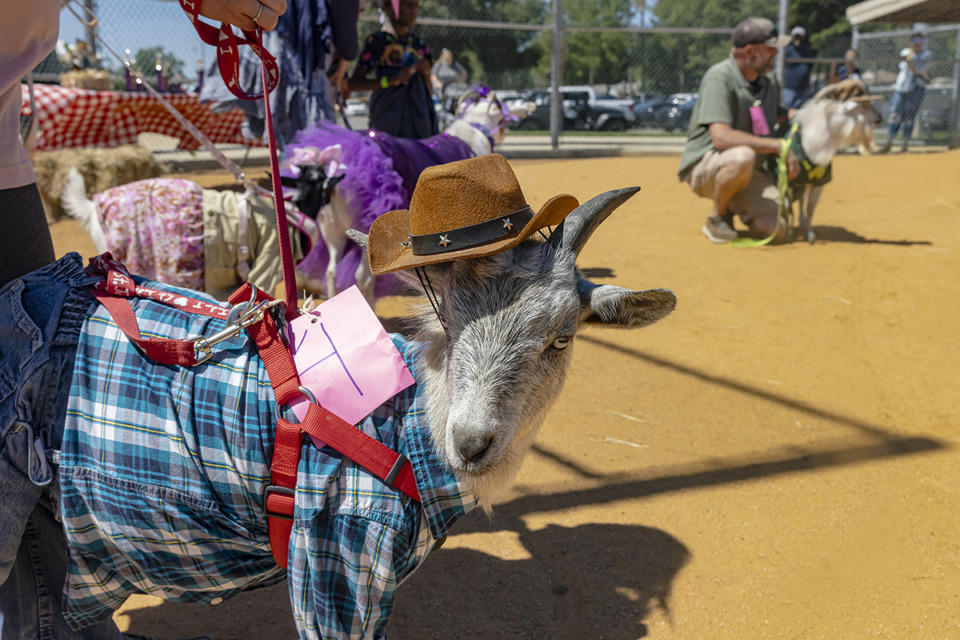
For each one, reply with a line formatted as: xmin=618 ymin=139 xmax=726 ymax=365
xmin=263 ymin=484 xmax=295 ymax=521
xmin=275 ymin=385 xmax=318 ymax=422
xmin=385 ymin=454 xmax=408 ymax=486
xmin=192 ymin=286 xmax=284 ymax=364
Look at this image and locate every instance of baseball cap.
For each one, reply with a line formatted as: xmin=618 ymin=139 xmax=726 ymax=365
xmin=791 ymin=26 xmax=806 ymax=37
xmin=732 ymin=17 xmax=793 ymax=48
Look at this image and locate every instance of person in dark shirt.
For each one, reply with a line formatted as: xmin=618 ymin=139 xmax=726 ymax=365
xmin=782 ymin=26 xmax=816 ymax=109
xmin=348 ymin=0 xmax=437 ymax=139
xmin=830 ymin=49 xmax=863 ymax=84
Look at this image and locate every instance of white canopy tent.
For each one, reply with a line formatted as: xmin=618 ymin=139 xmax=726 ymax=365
xmin=846 ymin=0 xmax=960 ymax=25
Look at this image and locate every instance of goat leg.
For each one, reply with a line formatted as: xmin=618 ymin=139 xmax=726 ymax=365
xmin=803 ymin=186 xmax=823 ymax=243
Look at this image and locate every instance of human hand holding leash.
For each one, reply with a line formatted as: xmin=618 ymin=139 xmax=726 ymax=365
xmin=198 ymin=0 xmax=287 ymax=31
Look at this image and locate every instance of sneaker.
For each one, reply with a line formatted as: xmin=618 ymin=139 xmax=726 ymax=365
xmin=701 ymin=215 xmax=737 ymax=243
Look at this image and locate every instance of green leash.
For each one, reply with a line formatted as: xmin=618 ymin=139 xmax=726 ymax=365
xmin=730 ymin=126 xmax=795 ymax=248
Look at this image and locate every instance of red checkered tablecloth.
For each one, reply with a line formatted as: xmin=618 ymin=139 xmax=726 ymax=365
xmin=20 ymin=84 xmax=260 ymax=151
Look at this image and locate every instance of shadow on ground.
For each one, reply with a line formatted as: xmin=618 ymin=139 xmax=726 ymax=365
xmin=809 ymin=225 xmax=932 ymax=246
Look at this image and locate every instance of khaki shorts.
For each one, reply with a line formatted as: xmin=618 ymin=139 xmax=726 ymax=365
xmin=687 ymin=148 xmax=778 ymax=223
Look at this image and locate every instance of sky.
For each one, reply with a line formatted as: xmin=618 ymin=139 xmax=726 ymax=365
xmin=60 ymin=0 xmax=213 ymax=78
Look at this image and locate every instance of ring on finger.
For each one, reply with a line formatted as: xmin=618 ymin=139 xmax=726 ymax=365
xmin=252 ymin=2 xmax=264 ymax=26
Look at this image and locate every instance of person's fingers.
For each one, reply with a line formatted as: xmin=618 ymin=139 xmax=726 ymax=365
xmin=245 ymin=0 xmax=278 ymax=31
xmin=196 ymin=0 xmax=282 ymax=31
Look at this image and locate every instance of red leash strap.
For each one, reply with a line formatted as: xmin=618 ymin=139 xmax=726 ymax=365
xmin=257 ymin=33 xmax=299 ymax=321
xmin=176 ymin=0 xmax=279 ymax=100
xmin=87 ymin=253 xmax=230 ymax=366
xmin=299 ymin=404 xmax=420 ymax=502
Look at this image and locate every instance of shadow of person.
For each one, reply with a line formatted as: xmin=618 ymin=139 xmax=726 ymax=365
xmin=810 ymin=225 xmax=932 ymax=246
xmin=388 ymin=522 xmax=690 ymax=639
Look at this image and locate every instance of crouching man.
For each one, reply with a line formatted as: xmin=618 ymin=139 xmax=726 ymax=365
xmin=678 ymin=16 xmax=801 ymax=244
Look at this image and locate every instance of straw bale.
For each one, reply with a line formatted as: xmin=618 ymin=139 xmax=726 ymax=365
xmin=60 ymin=69 xmax=113 ymax=91
xmin=33 ymin=146 xmax=167 ymax=221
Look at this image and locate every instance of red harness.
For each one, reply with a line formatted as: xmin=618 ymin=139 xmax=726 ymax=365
xmin=87 ymin=2 xmax=421 ymax=568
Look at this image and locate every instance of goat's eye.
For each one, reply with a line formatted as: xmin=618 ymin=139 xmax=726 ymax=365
xmin=551 ymin=337 xmax=572 ymax=350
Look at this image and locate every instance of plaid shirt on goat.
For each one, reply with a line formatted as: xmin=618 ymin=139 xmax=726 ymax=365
xmin=58 ymin=276 xmax=475 ymax=638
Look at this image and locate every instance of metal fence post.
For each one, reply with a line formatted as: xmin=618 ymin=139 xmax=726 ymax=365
xmin=550 ymin=0 xmax=563 ymax=150
xmin=84 ymin=0 xmax=99 ymax=69
xmin=951 ymin=25 xmax=960 ymax=149
xmin=776 ymin=0 xmax=788 ymax=87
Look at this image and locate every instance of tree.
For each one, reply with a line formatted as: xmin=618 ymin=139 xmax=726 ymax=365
xmin=133 ymin=46 xmax=185 ymax=80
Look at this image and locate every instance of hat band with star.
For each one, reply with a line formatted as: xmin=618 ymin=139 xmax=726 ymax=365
xmin=409 ymin=206 xmax=533 ymax=255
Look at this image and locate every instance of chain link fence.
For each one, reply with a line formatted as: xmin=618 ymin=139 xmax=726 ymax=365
xmin=34 ymin=0 xmax=960 ymax=150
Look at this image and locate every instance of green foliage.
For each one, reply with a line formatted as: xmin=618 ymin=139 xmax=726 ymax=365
xmin=133 ymin=47 xmax=185 ymax=79
xmin=354 ymin=0 xmax=869 ymax=95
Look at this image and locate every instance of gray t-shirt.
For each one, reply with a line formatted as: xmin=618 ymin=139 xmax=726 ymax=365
xmin=678 ymin=56 xmax=781 ymax=181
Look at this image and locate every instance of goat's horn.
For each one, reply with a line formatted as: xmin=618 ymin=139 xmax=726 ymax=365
xmin=346 ymin=229 xmax=368 ymax=248
xmin=553 ymin=186 xmax=640 ymax=256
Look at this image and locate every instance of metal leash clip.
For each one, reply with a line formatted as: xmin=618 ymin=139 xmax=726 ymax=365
xmin=193 ymin=286 xmax=285 ymax=364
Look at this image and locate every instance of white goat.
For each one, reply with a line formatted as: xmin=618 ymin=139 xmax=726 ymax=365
xmin=60 ymin=163 xmax=336 ymax=301
xmin=784 ymin=79 xmax=882 ymax=242
xmin=290 ymin=87 xmax=535 ymax=305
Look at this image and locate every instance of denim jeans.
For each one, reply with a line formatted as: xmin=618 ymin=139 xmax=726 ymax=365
xmin=887 ymin=85 xmax=926 ymax=140
xmin=0 ymin=253 xmax=122 ymax=639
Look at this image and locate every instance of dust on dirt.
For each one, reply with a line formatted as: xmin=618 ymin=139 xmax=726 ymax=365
xmin=48 ymin=150 xmax=960 ymax=639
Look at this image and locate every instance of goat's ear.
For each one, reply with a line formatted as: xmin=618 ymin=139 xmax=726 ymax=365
xmin=577 ymin=280 xmax=676 ymax=329
xmin=346 ymin=229 xmax=367 ymax=247
xmin=280 ymin=176 xmax=298 ymax=188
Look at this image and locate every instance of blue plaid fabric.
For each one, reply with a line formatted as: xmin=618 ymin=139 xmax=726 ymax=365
xmin=60 ymin=277 xmax=475 ymax=638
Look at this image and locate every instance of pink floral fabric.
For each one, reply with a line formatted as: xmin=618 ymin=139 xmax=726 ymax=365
xmin=93 ymin=179 xmax=205 ymax=291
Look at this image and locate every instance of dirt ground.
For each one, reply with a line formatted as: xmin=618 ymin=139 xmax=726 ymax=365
xmin=49 ymin=150 xmax=960 ymax=639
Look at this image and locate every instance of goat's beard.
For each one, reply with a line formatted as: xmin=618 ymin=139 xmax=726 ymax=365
xmin=456 ymin=416 xmax=546 ymax=514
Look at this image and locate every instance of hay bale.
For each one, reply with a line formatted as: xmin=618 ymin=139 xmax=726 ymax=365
xmin=60 ymin=69 xmax=113 ymax=91
xmin=33 ymin=146 xmax=167 ymax=221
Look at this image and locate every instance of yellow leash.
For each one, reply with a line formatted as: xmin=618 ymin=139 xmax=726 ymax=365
xmin=730 ymin=126 xmax=795 ymax=248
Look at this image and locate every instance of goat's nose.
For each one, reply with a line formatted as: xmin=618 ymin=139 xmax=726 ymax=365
xmin=457 ymin=434 xmax=493 ymax=465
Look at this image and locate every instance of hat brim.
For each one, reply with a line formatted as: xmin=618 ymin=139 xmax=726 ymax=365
xmin=367 ymin=193 xmax=580 ymax=275
xmin=768 ymin=34 xmax=793 ymax=48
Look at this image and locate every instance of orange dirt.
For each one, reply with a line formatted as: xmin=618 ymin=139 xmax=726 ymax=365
xmin=48 ymin=150 xmax=960 ymax=639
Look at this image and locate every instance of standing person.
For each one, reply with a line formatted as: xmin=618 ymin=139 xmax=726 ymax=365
xmin=348 ymin=0 xmax=437 ymax=139
xmin=677 ymin=17 xmax=800 ymax=245
xmin=782 ymin=26 xmax=816 ymax=109
xmin=430 ymin=47 xmax=468 ymax=98
xmin=879 ymin=32 xmax=933 ymax=153
xmin=829 ymin=48 xmax=863 ymax=84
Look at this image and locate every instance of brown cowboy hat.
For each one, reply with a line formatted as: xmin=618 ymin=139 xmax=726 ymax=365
xmin=366 ymin=153 xmax=579 ymax=275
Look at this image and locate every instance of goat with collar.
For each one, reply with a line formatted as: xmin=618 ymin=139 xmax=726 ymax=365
xmin=767 ymin=79 xmax=882 ymax=242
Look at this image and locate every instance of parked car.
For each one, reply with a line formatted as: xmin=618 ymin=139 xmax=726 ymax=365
xmin=514 ymin=90 xmax=630 ymax=131
xmin=632 ymin=95 xmax=671 ymax=127
xmin=560 ymin=85 xmax=635 ymax=124
xmin=656 ymin=94 xmax=697 ymax=131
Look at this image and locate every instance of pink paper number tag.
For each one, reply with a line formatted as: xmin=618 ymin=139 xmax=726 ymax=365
xmin=286 ymin=286 xmax=415 ymax=446
xmin=749 ymin=103 xmax=770 ymax=136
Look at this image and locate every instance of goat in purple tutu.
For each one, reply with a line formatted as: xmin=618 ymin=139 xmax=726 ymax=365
xmin=283 ymin=86 xmax=535 ymax=304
